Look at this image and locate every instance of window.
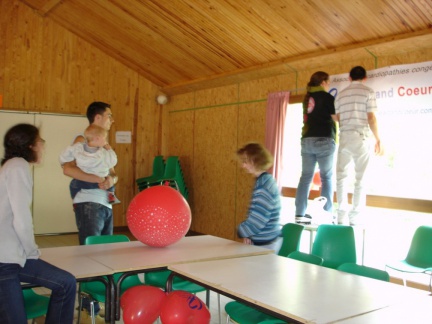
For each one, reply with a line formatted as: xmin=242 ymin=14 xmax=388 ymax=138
xmin=281 ymin=103 xmax=432 ymax=201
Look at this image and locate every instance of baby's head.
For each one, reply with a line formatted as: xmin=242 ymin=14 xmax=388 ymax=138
xmin=84 ymin=124 xmax=108 ymax=147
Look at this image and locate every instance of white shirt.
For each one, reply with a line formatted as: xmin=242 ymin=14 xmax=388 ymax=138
xmin=0 ymin=158 xmax=40 ymax=267
xmin=335 ymin=81 xmax=378 ymax=133
xmin=59 ymin=142 xmax=117 ymax=177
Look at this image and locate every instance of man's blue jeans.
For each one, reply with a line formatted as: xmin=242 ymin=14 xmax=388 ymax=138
xmin=73 ymin=202 xmax=113 ymax=246
xmin=295 ymin=137 xmax=336 ymax=216
xmin=0 ymin=259 xmax=76 ymax=324
xmin=74 ymin=202 xmax=113 ymax=314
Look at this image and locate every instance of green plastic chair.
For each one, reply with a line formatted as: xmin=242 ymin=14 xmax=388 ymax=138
xmin=145 ymin=156 xmax=189 ymax=200
xmin=23 ymin=288 xmax=50 ymax=323
xmin=386 ymin=225 xmax=432 ymax=290
xmin=225 ymin=224 xmax=306 ymax=324
xmin=78 ymin=235 xmax=143 ymax=323
xmin=136 ymin=155 xmax=165 ymax=190
xmin=287 ymin=251 xmax=324 ymax=265
xmin=277 ymin=223 xmax=304 ymax=257
xmin=311 ymin=224 xmax=356 ymax=269
xmin=338 ymin=263 xmax=390 ymax=281
xmin=225 ymin=302 xmax=281 ymax=324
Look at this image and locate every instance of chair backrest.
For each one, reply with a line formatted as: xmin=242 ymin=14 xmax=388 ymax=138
xmin=152 ymin=155 xmax=165 ymax=178
xmin=85 ymin=234 xmax=130 ymax=245
xmin=406 ymin=225 xmax=432 ymax=268
xmin=288 ymin=251 xmax=324 ymax=265
xmin=163 ymin=156 xmax=179 ymax=178
xmin=22 ymin=288 xmax=49 ymax=319
xmin=337 ymin=263 xmax=390 ymax=282
xmin=277 ymin=223 xmax=304 ymax=257
xmin=311 ymin=224 xmax=356 ymax=269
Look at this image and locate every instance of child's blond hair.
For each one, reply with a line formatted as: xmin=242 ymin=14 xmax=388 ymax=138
xmin=84 ymin=124 xmax=107 ymax=144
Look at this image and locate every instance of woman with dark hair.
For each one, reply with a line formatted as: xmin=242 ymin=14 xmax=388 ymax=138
xmin=295 ymin=71 xmax=338 ymax=224
xmin=0 ymin=124 xmax=76 ymax=323
xmin=237 ymin=143 xmax=281 ymax=251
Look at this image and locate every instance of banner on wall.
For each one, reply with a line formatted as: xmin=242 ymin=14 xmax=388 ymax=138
xmin=328 ymin=61 xmax=432 ymax=200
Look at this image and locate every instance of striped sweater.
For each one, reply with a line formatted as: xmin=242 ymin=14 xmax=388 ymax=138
xmin=335 ymin=81 xmax=377 ymax=133
xmin=237 ymin=172 xmax=281 ymax=244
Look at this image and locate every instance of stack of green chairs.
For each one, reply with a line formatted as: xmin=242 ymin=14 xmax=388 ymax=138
xmin=136 ymin=156 xmax=165 ymax=191
xmin=137 ymin=156 xmax=189 ymax=200
xmin=161 ymin=156 xmax=189 ymax=200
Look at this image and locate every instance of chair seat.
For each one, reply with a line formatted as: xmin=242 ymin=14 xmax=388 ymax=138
xmin=338 ymin=263 xmax=390 ymax=282
xmin=386 ymin=260 xmax=432 ymax=274
xmin=287 ymin=251 xmax=324 ymax=265
xmin=225 ymin=301 xmax=278 ymax=324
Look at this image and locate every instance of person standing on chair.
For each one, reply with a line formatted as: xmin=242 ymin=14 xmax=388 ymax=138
xmin=0 ymin=124 xmax=76 ymax=324
xmin=237 ymin=143 xmax=282 ymax=252
xmin=295 ymin=71 xmax=338 ymax=225
xmin=335 ymin=66 xmax=382 ymax=226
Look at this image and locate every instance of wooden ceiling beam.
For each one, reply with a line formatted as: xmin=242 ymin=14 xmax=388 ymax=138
xmin=162 ymin=28 xmax=432 ymax=96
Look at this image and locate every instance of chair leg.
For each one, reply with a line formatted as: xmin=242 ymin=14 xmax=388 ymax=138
xmin=428 ymin=273 xmax=432 ymax=293
xmin=90 ymin=300 xmax=95 ymax=324
xmin=226 ymin=314 xmax=231 ymax=324
xmin=77 ymin=287 xmax=83 ymax=324
xmin=205 ymin=289 xmax=210 ymax=307
xmin=217 ymin=293 xmax=221 ymax=324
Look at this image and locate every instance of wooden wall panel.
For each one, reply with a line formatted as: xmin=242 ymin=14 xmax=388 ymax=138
xmin=168 ymin=92 xmax=196 ymax=111
xmin=194 ymin=84 xmax=239 ymax=107
xmin=166 ymin=110 xmax=195 ymax=207
xmin=135 ymin=77 xmax=162 ymax=186
xmin=377 ymin=48 xmax=432 ymax=67
xmin=192 ymin=106 xmax=238 ymax=238
xmin=239 ymin=75 xmax=294 ymax=101
xmin=1 ymin=0 xmax=160 ymax=227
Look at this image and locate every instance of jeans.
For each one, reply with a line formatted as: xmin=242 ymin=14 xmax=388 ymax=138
xmin=74 ymin=202 xmax=113 ymax=314
xmin=0 ymin=259 xmax=76 ymax=324
xmin=70 ymin=179 xmax=114 ymax=199
xmin=73 ymin=202 xmax=113 ymax=246
xmin=336 ymin=130 xmax=372 ymax=224
xmin=295 ymin=137 xmax=336 ymax=216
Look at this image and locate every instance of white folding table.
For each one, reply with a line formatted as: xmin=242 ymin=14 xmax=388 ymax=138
xmin=168 ymin=253 xmax=427 ymax=323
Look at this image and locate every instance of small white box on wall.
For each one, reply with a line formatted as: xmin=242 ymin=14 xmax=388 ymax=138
xmin=115 ymin=131 xmax=132 ymax=143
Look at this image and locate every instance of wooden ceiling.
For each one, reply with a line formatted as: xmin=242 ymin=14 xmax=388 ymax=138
xmin=20 ymin=0 xmax=432 ymax=95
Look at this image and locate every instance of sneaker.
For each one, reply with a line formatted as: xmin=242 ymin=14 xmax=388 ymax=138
xmin=295 ymin=214 xmax=312 ymax=225
xmin=108 ymin=192 xmax=121 ymax=204
xmin=79 ymin=310 xmax=106 ymax=324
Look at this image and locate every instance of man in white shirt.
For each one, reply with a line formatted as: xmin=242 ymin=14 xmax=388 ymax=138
xmin=335 ymin=66 xmax=382 ymax=226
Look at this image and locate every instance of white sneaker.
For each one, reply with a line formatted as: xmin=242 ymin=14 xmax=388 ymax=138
xmin=295 ymin=214 xmax=312 ymax=224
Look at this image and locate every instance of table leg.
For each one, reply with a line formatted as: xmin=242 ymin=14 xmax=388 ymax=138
xmin=309 ymin=231 xmax=314 ymax=253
